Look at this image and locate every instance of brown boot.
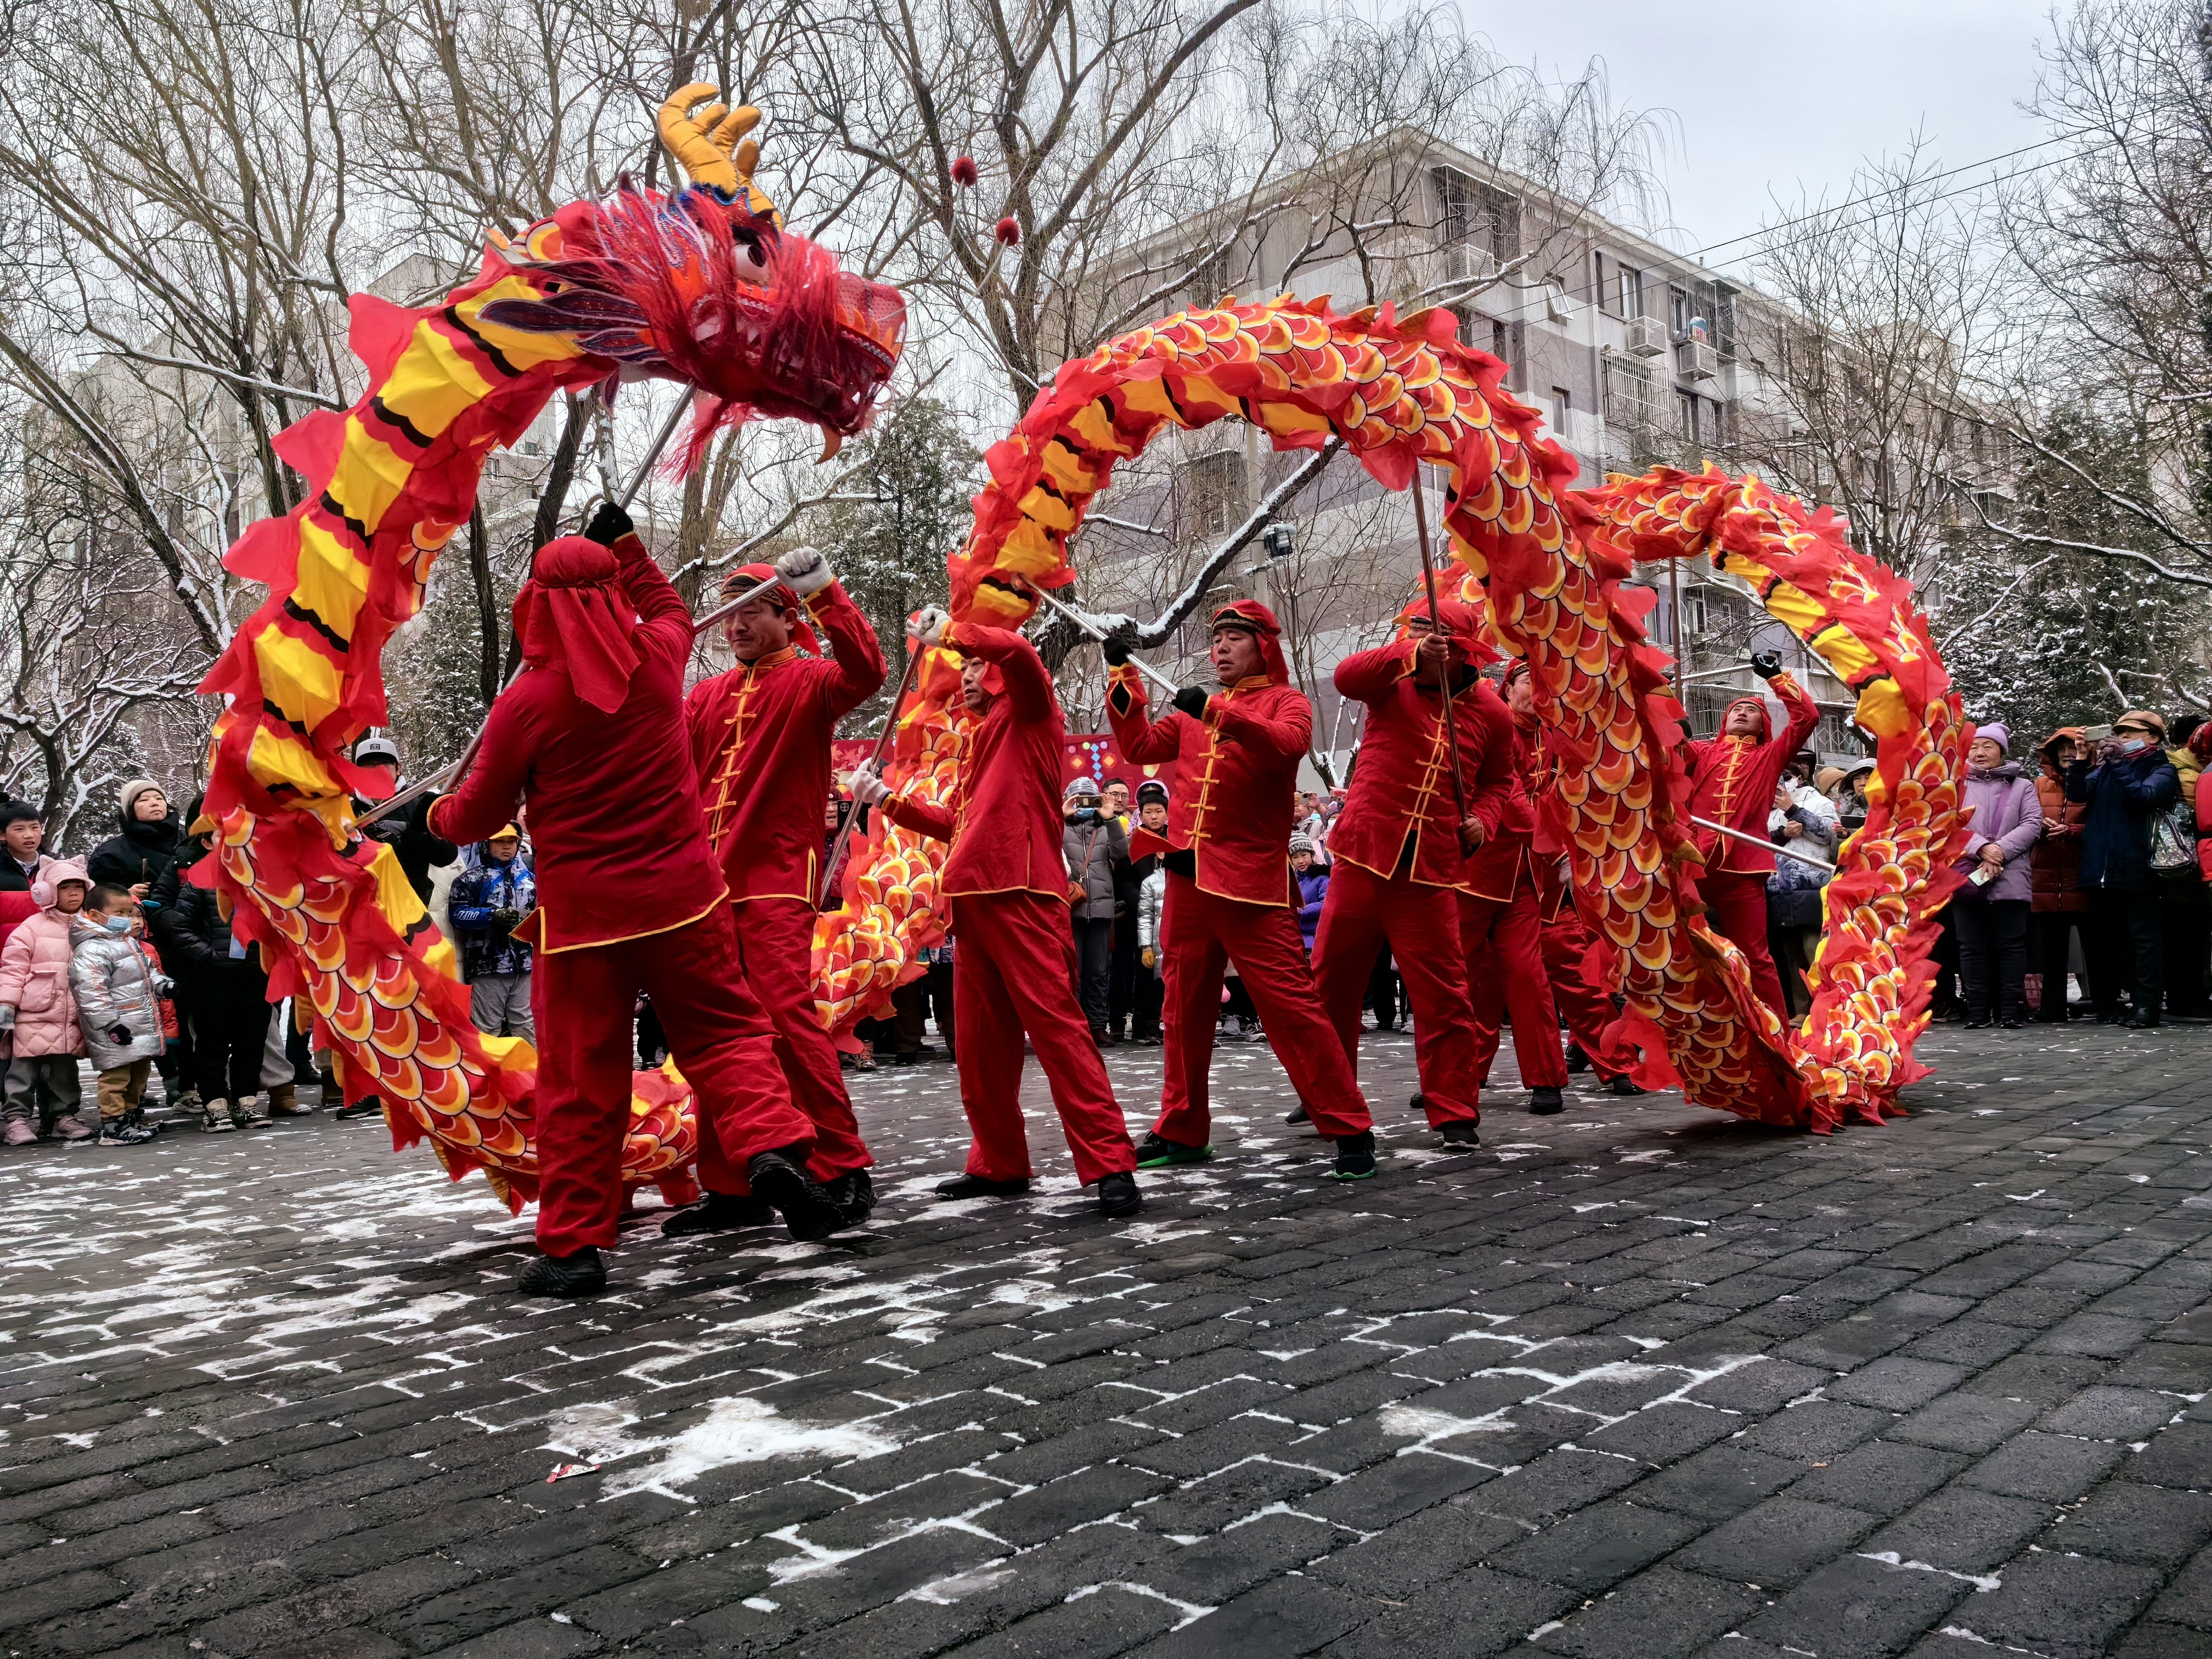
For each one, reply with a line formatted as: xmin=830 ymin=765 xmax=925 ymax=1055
xmin=267 ymin=1083 xmax=313 ymax=1116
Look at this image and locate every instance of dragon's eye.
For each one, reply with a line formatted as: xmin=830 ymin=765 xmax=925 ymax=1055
xmin=732 ymin=230 xmax=768 ymax=275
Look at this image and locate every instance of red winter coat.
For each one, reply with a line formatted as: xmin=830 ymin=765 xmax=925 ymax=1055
xmin=430 ymin=535 xmax=727 ymax=953
xmin=879 ymin=623 xmax=1068 ymax=901
xmin=686 ymin=582 xmax=886 ymax=905
xmin=1683 ymin=675 xmax=1820 ymax=876
xmin=1104 ymin=667 xmax=1305 ymax=906
xmin=2032 ymin=755 xmax=2089 ymax=914
xmin=1327 ymin=642 xmax=1515 ymax=895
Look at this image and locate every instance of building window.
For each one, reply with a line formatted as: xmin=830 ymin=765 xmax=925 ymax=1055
xmin=1669 ymin=284 xmax=1689 ymax=338
xmin=1433 ymin=166 xmax=1520 ymax=265
xmin=1182 ymin=449 xmax=1246 ymax=538
xmin=1594 ymin=251 xmax=1610 ymax=315
xmin=1617 ymin=264 xmax=1645 ymax=320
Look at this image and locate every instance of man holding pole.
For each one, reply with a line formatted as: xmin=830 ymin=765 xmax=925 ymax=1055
xmin=1684 ymin=652 xmax=1822 ymax=1012
xmin=682 ymin=549 xmax=887 ymax=1235
xmin=1310 ymin=596 xmax=1515 ymax=1147
xmin=850 ymin=606 xmax=1143 ymax=1218
xmin=1102 ymin=601 xmax=1378 ymax=1180
xmin=429 ymin=504 xmax=843 ymax=1293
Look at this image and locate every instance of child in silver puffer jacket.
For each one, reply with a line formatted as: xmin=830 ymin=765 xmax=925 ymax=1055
xmin=69 ymin=884 xmax=172 ymax=1146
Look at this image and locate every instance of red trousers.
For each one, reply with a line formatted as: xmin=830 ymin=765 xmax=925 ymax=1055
xmin=949 ymin=890 xmax=1135 ymax=1186
xmin=1311 ymin=861 xmax=1481 ymax=1126
xmin=1461 ymin=888 xmax=1568 ymax=1091
xmin=531 ymin=906 xmax=813 ymax=1256
xmin=1539 ymin=903 xmax=1628 ymax=1081
xmin=1703 ymin=869 xmax=1788 ymax=1013
xmin=1156 ymin=874 xmax=1370 ymax=1143
xmin=727 ymin=898 xmax=871 ymax=1181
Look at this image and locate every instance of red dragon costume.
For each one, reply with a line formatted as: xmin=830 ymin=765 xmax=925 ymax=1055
xmin=1103 ymin=601 xmax=1372 ymax=1174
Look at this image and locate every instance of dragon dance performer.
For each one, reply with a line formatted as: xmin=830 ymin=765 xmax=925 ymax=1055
xmin=1468 ymin=660 xmax=1645 ymax=1102
xmin=1684 ymin=653 xmax=1822 ymax=1013
xmin=429 ymin=505 xmax=844 ymax=1296
xmin=1102 ymin=601 xmax=1377 ymax=1181
xmin=683 ymin=548 xmax=885 ymax=1235
xmin=1309 ymin=596 xmax=1514 ymax=1148
xmin=850 ymin=606 xmax=1143 ymax=1218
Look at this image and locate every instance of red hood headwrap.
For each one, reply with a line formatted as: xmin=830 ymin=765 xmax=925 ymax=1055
xmin=725 ymin=563 xmax=819 ymax=653
xmin=1393 ymin=594 xmax=1498 ymax=665
xmin=512 ymin=536 xmax=640 ymax=714
xmin=1209 ymin=599 xmax=1289 ymax=685
xmin=1722 ymin=693 xmax=1774 ymax=742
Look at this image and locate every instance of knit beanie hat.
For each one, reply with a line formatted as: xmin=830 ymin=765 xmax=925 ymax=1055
xmin=1289 ymin=832 xmax=1315 ymax=857
xmin=1064 ymin=775 xmax=1101 ymax=802
xmin=1975 ymin=722 xmax=2010 ymax=756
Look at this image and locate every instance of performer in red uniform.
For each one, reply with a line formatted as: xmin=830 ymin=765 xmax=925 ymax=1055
xmin=682 ymin=549 xmax=886 ymax=1235
xmin=430 ymin=505 xmax=841 ymax=1294
xmin=1102 ymin=601 xmax=1375 ymax=1180
xmin=1683 ymin=653 xmax=1821 ymax=1012
xmin=851 ymin=606 xmax=1142 ymax=1217
xmin=1309 ymin=597 xmax=1514 ymax=1148
xmin=1469 ymin=662 xmax=1645 ymax=1101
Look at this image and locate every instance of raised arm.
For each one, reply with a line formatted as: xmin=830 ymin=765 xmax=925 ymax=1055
xmin=1334 ymin=640 xmax=1418 ymax=705
xmin=811 ymin=584 xmax=889 ymax=719
xmin=1768 ymin=670 xmax=1821 ymax=755
xmin=611 ymin=531 xmax=694 ymax=669
xmin=943 ymin=622 xmax=1054 ymax=724
xmin=1104 ymin=666 xmax=1183 ymax=765
xmin=428 ymin=693 xmax=534 ymax=850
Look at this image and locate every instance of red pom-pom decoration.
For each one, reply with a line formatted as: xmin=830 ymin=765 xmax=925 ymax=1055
xmin=994 ymin=216 xmax=1021 ymax=247
xmin=950 ymin=154 xmax=979 ymax=188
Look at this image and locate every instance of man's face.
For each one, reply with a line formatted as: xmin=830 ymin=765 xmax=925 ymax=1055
xmin=1506 ymin=673 xmax=1535 ymax=720
xmin=1103 ymin=783 xmax=1129 ymax=817
xmin=4 ymin=818 xmax=39 ymax=860
xmin=131 ymin=788 xmax=168 ymax=824
xmin=488 ymin=834 xmax=520 ymax=864
xmin=960 ymin=657 xmax=990 ymax=712
xmin=725 ymin=596 xmax=794 ymax=662
xmin=1139 ymin=800 xmax=1169 ymax=831
xmin=1210 ymin=625 xmax=1265 ymax=686
xmin=1722 ymin=703 xmax=1766 ymax=738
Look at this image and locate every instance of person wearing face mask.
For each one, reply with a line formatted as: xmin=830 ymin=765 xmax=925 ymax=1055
xmin=1060 ymin=777 xmax=1127 ymax=1044
xmin=68 ymin=884 xmax=170 ymax=1145
xmin=2067 ymin=710 xmax=2182 ymax=1027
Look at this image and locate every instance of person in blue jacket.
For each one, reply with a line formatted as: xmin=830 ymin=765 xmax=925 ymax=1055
xmin=1291 ymin=833 xmax=1328 ymax=950
xmin=447 ymin=826 xmax=537 ymax=1043
xmin=2067 ymin=710 xmax=2181 ymax=1027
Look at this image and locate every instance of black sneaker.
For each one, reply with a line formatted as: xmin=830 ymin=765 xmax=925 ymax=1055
xmin=746 ymin=1147 xmax=847 ymax=1242
xmin=1439 ymin=1120 xmax=1480 ymax=1148
xmin=825 ymin=1168 xmax=876 ymax=1225
xmin=1607 ymin=1076 xmax=1647 ymax=1097
xmin=518 ymin=1247 xmax=606 ymax=1297
xmin=1097 ymin=1171 xmax=1142 ymax=1217
xmin=1135 ymin=1132 xmax=1211 ymax=1169
xmin=333 ymin=1099 xmax=382 ymax=1121
xmin=1408 ymin=1091 xmax=1428 ymax=1115
xmin=660 ymin=1192 xmax=777 ymax=1236
xmin=1285 ymin=1102 xmax=1311 ymax=1125
xmin=1332 ymin=1131 xmax=1377 ymax=1181
xmin=98 ymin=1116 xmax=156 ymax=1147
xmin=1530 ymin=1087 xmax=1565 ymax=1116
xmin=934 ymin=1172 xmax=1030 ymax=1201
xmin=1565 ymin=1042 xmax=1591 ymax=1076
xmin=2128 ymin=1010 xmax=2162 ymax=1029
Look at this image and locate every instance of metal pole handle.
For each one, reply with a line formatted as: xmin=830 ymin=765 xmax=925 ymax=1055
xmin=1028 ymin=587 xmax=1183 ymax=698
xmin=1688 ymin=812 xmax=1837 ymax=874
xmin=1408 ymin=480 xmax=1472 ymax=827
xmin=818 ymin=642 xmax=927 ymax=907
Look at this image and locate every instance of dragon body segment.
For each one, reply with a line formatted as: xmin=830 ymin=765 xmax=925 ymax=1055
xmin=828 ymin=294 xmax=1967 ymax=1131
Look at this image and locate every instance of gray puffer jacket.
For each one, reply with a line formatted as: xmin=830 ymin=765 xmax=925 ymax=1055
xmin=68 ymin=916 xmax=171 ymax=1069
xmin=1061 ymin=813 xmax=1129 ymax=921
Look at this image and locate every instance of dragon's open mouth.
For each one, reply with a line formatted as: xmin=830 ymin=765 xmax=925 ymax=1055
xmin=483 ymin=183 xmax=906 ymax=464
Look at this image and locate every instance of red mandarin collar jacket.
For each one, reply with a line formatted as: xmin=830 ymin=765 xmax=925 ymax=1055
xmin=685 ymin=582 xmax=886 ymax=904
xmin=878 ymin=622 xmax=1068 ymax=901
xmin=1505 ymin=710 xmax=1578 ymax=909
xmin=1329 ymin=640 xmax=1516 ymax=894
xmin=1683 ymin=673 xmax=1821 ymax=876
xmin=1104 ymin=666 xmax=1306 ymax=907
xmin=1463 ymin=712 xmax=1549 ymax=902
xmin=429 ymin=534 xmax=726 ymax=952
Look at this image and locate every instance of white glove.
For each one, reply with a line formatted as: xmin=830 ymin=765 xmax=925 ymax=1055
xmin=154 ymin=977 xmax=176 ymax=999
xmin=908 ymin=605 xmax=949 ymax=646
xmin=849 ymin=765 xmax=892 ymax=808
xmin=0 ymin=1005 xmax=15 ymax=1031
xmin=774 ymin=546 xmax=834 ymax=597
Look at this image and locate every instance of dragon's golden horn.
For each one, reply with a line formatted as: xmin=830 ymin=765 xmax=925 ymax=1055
xmin=657 ymin=83 xmax=779 ymax=223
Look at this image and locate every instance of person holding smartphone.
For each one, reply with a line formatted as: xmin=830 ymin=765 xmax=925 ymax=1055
xmin=2067 ymin=711 xmax=2182 ymax=1027
xmin=1952 ymin=725 xmax=2043 ymax=1028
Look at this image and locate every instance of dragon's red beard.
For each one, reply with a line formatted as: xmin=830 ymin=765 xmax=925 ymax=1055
xmin=483 ymin=184 xmax=906 ymax=470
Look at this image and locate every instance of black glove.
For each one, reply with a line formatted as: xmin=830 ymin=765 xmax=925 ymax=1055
xmin=490 ymin=907 xmax=523 ymax=930
xmin=1172 ymin=685 xmax=1210 ymax=720
xmin=1749 ymin=650 xmax=1783 ymax=679
xmin=583 ymin=498 xmax=635 ymax=548
xmin=1102 ymin=634 xmax=1131 ymax=667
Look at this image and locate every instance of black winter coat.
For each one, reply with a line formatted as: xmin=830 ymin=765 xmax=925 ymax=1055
xmin=358 ymin=795 xmax=458 ymax=902
xmin=87 ymin=805 xmax=186 ymax=893
xmin=149 ymin=845 xmax=261 ymax=988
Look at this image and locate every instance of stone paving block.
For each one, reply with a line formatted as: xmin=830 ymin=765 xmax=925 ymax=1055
xmin=1946 ymin=1549 xmax=2161 ymax=1659
xmin=2107 ymin=1622 xmax=2212 ymax=1658
xmin=2130 ymin=1420 xmax=2212 ymax=1490
xmin=1129 ymin=1572 xmax=1375 ymax=1657
xmin=1622 ymin=1445 xmax=1805 ymax=1521
xmin=1576 ymin=1402 xmax=1742 ymax=1466
xmin=421 ymin=1618 xmax=607 ymax=1657
xmin=1736 ymin=1552 xmax=1972 ymax=1659
xmin=1825 ymin=1357 xmax=1967 ymax=1411
xmin=2038 ymin=1383 xmax=2181 ymax=1440
xmin=2148 ymin=1540 xmax=2212 ymax=1630
xmin=1959 ymin=1428 xmax=2126 ymax=1501
xmin=1318 ymin=1565 xmax=1576 ymax=1659
xmin=1530 ymin=1564 xmax=1761 ymax=1658
xmin=950 ymin=1582 xmax=1182 ymax=1658
xmin=1664 ymin=1495 xmax=1880 ymax=1588
xmin=2049 ymin=1478 xmax=2212 ymax=1568
xmin=1735 ymin=1400 xmax=1893 ymax=1461
xmin=1897 ymin=1319 xmax=2034 ymax=1368
xmin=1683 ymin=1359 xmax=1828 ymax=1415
xmin=1860 ymin=1485 xmax=2052 ymax=1573
xmin=1889 ymin=1392 xmax=2039 ymax=1454
xmin=1488 ymin=1500 xmax=1705 ymax=1593
xmin=1787 ymin=1440 xmax=1968 ymax=1516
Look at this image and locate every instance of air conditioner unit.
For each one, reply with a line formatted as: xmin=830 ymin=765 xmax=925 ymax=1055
xmin=1623 ymin=314 xmax=1668 ymax=358
xmin=1676 ymin=340 xmax=1720 ymax=382
xmin=1444 ymin=241 xmax=1499 ymax=285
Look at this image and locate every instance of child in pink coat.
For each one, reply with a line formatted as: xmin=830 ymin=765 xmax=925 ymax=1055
xmin=0 ymin=857 xmax=91 ymax=1143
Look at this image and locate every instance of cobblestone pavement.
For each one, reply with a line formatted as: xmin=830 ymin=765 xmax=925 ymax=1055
xmin=5 ymin=1021 xmax=2212 ymax=1659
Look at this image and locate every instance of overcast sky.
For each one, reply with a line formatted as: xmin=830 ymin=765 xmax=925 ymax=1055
xmin=1463 ymin=0 xmax=2059 ymax=265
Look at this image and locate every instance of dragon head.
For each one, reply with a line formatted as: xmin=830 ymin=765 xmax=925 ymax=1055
xmin=482 ymin=85 xmax=906 ymax=466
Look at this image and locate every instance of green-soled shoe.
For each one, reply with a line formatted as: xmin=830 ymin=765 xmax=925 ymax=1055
xmin=1135 ymin=1132 xmax=1213 ymax=1169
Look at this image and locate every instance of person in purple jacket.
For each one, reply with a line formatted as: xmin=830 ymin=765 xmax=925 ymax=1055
xmin=1290 ymin=833 xmax=1328 ymax=950
xmin=1952 ymin=723 xmax=2045 ymax=1028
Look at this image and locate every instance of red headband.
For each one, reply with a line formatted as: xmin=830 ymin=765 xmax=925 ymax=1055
xmin=724 ymin=563 xmax=819 ymax=653
xmin=512 ymin=536 xmax=640 ymax=714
